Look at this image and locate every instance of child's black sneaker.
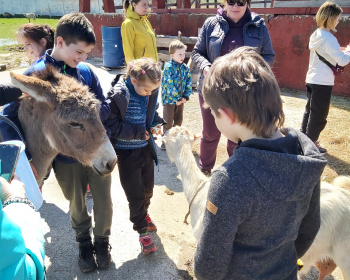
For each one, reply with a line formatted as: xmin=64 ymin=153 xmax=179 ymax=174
xmin=94 ymin=237 xmax=112 ymax=269
xmin=139 ymin=232 xmax=157 ymax=254
xmin=145 ymin=213 xmax=157 ymax=232
xmin=314 ymin=141 xmax=327 ymax=154
xmin=78 ymin=240 xmax=97 ymax=273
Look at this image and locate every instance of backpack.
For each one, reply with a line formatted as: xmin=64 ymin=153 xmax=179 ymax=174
xmin=34 ymin=60 xmax=92 ymax=87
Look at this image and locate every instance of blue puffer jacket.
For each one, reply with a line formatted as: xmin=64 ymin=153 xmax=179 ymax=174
xmin=191 ymin=10 xmax=275 ymax=93
xmin=161 ymin=59 xmax=192 ymax=105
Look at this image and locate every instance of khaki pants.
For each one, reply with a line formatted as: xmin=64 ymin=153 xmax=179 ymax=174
xmin=162 ymin=103 xmax=184 ymax=134
xmin=53 ymin=160 xmax=113 ymax=242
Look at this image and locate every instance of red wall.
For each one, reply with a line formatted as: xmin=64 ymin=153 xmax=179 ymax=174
xmin=86 ymin=13 xmax=350 ymax=96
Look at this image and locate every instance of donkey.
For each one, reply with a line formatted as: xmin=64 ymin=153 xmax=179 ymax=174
xmin=164 ymin=126 xmax=350 ymax=280
xmin=8 ymin=66 xmax=117 ymax=186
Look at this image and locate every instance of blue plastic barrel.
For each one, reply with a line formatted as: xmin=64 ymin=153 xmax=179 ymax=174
xmin=102 ymin=26 xmax=125 ymax=68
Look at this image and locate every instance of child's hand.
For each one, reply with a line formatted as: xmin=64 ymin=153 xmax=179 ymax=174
xmin=150 ymin=124 xmax=162 ymax=135
xmin=176 ymin=100 xmax=182 ymax=106
xmin=181 ymin=98 xmax=186 ymax=104
xmin=203 ymin=66 xmax=210 ymax=76
xmin=0 ymin=174 xmax=26 ymax=202
xmin=144 ymin=130 xmax=150 ymax=140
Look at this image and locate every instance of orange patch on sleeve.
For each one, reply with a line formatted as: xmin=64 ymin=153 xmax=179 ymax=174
xmin=207 ymin=200 xmax=218 ymax=215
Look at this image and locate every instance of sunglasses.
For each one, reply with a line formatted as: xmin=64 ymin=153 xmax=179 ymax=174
xmin=226 ymin=0 xmax=247 ymax=6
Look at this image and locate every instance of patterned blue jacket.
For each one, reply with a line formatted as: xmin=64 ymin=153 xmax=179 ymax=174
xmin=161 ymin=59 xmax=192 ymax=105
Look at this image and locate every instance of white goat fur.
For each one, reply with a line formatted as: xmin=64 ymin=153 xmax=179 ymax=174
xmin=163 ymin=126 xmax=210 ymax=241
xmin=164 ymin=126 xmax=350 ymax=279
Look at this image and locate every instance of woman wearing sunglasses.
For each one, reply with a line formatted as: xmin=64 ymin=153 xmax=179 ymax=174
xmin=191 ymin=0 xmax=275 ymax=177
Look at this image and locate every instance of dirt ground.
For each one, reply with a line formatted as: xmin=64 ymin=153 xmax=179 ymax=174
xmin=1 ymin=51 xmax=348 ymax=279
xmin=0 ymin=45 xmax=31 ymax=70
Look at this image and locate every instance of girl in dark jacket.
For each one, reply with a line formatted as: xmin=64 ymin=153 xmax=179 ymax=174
xmin=106 ymin=58 xmax=165 ymax=255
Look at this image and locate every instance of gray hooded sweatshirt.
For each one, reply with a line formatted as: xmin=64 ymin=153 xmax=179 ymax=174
xmin=194 ymin=128 xmax=327 ymax=280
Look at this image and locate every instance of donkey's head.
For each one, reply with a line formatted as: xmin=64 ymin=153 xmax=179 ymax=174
xmin=10 ymin=66 xmax=117 ymax=177
xmin=163 ymin=126 xmax=200 ymax=162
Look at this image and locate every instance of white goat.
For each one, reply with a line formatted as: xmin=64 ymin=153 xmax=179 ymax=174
xmin=299 ymin=176 xmax=350 ymax=280
xmin=164 ymin=126 xmax=350 ymax=280
xmin=163 ymin=126 xmax=209 ymax=241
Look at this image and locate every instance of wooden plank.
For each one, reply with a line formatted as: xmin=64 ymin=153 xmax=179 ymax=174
xmin=102 ymin=0 xmax=116 ymax=13
xmin=156 ymin=35 xmax=198 ymax=47
xmin=152 ymin=7 xmax=350 ymax=15
xmin=79 ymin=0 xmax=90 ymax=13
xmin=152 ymin=0 xmax=166 ymax=10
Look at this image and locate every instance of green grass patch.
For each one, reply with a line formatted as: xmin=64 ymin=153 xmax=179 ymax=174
xmin=0 ymin=18 xmax=59 ymax=39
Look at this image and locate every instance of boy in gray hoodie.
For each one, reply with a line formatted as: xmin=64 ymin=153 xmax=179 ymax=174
xmin=194 ymin=46 xmax=327 ymax=280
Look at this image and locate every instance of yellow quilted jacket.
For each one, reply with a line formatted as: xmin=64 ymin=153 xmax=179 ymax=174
xmin=121 ymin=6 xmax=158 ymax=63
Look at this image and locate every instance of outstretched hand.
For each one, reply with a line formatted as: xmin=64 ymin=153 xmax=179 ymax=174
xmin=0 ymin=174 xmax=26 ymax=202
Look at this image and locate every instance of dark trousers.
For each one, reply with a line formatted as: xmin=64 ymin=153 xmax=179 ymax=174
xmin=301 ymin=83 xmax=333 ymax=142
xmin=163 ymin=103 xmax=184 ymax=134
xmin=115 ymin=145 xmax=154 ymax=233
xmin=198 ymin=94 xmax=237 ymax=171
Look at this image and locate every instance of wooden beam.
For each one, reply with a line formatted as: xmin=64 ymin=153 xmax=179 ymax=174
xmin=102 ymin=0 xmax=115 ymax=13
xmin=79 ymin=0 xmax=90 ymax=13
xmin=152 ymin=0 xmax=166 ymax=10
xmin=152 ymin=7 xmax=350 ymax=15
xmin=156 ymin=35 xmax=198 ymax=47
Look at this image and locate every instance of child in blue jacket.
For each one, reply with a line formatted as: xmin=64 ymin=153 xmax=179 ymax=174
xmin=106 ymin=57 xmax=165 ymax=255
xmin=161 ymin=40 xmax=192 ymax=149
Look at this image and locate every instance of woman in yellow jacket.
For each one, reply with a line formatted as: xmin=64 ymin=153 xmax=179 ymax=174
xmin=122 ymin=0 xmax=158 ymax=63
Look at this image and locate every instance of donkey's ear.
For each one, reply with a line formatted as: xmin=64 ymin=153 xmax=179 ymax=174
xmin=10 ymin=72 xmax=52 ymax=103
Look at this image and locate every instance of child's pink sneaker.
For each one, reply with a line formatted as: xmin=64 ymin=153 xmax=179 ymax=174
xmin=139 ymin=233 xmax=157 ymax=254
xmin=145 ymin=214 xmax=157 ymax=232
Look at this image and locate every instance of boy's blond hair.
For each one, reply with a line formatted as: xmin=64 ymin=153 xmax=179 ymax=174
xmin=169 ymin=40 xmax=187 ymax=55
xmin=203 ymin=46 xmax=284 ymax=138
xmin=316 ymin=1 xmax=342 ymax=31
xmin=55 ymin=12 xmax=96 ymax=46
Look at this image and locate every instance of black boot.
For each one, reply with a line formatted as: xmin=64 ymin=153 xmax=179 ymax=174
xmin=94 ymin=237 xmax=112 ymax=269
xmin=78 ymin=240 xmax=97 ymax=273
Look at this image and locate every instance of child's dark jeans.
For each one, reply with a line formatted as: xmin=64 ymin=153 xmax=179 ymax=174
xmin=115 ymin=145 xmax=154 ymax=233
xmin=301 ymin=83 xmax=333 ymax=141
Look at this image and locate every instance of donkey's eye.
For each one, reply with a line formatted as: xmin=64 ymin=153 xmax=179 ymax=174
xmin=69 ymin=122 xmax=84 ymax=129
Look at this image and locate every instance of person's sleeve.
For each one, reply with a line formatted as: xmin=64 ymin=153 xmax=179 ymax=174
xmin=0 ymin=84 xmax=22 ymax=106
xmin=182 ymin=67 xmax=192 ymax=100
xmin=191 ymin=19 xmax=212 ymax=74
xmin=325 ymin=37 xmax=350 ymax=67
xmin=121 ymin=21 xmax=136 ymax=64
xmin=260 ymin=24 xmax=276 ymax=66
xmin=105 ymin=97 xmax=146 ymax=140
xmin=294 ymin=181 xmax=321 ymax=258
xmin=161 ymin=66 xmax=177 ymax=104
xmin=1 ymin=203 xmax=45 ymax=280
xmin=194 ymin=170 xmax=246 ymax=280
xmin=89 ymin=67 xmax=111 ymax=122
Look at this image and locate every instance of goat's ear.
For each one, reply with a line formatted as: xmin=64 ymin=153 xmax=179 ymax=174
xmin=10 ymin=72 xmax=52 ymax=103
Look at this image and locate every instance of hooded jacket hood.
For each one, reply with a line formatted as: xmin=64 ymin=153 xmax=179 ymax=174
xmin=308 ymin=29 xmax=332 ymax=51
xmin=126 ymin=5 xmax=149 ymax=21
xmin=235 ymin=128 xmax=327 ymax=201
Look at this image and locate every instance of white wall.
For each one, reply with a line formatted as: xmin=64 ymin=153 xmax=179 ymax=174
xmin=0 ymin=0 xmax=123 ymax=17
